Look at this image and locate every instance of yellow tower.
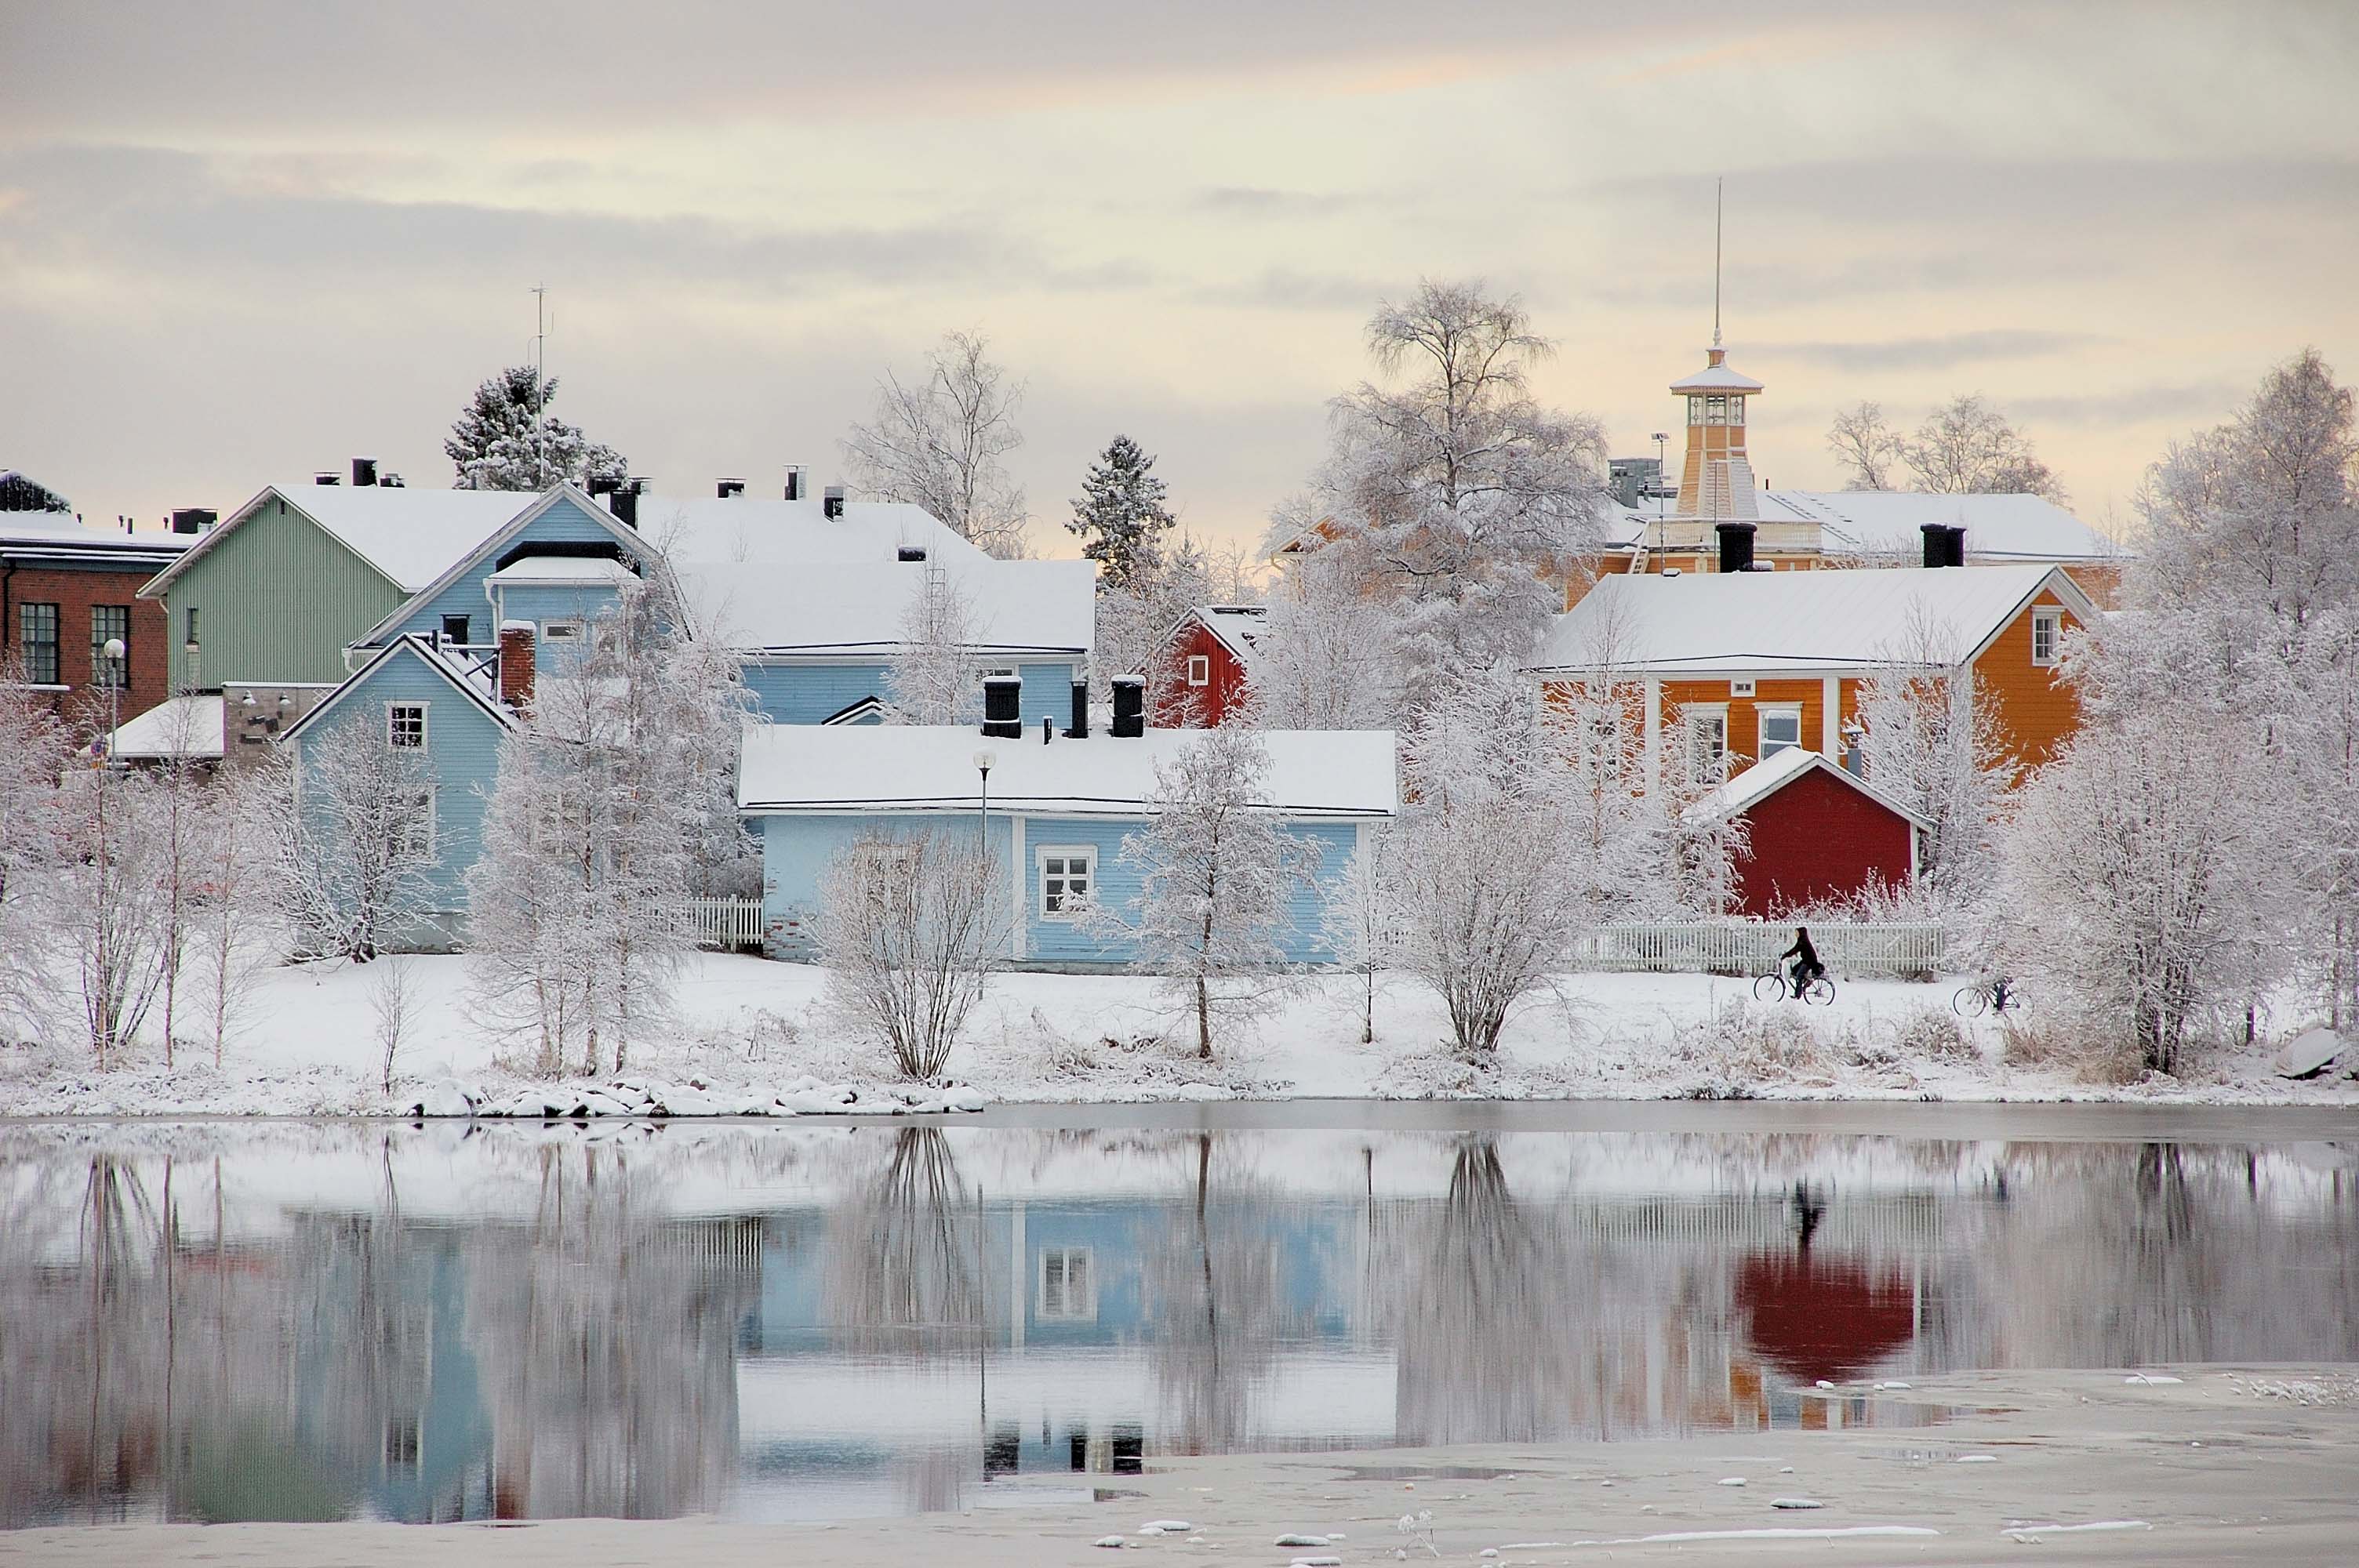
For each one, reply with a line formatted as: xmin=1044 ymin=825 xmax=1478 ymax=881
xmin=1670 ymin=344 xmax=1764 ymax=520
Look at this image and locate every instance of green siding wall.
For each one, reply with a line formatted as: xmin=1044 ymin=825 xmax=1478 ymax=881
xmin=163 ymin=496 xmax=406 ymax=688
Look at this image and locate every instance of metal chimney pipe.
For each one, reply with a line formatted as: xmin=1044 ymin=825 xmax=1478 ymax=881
xmin=1110 ymin=678 xmax=1145 ymax=738
xmin=1715 ymin=521 xmax=1756 ymax=575
xmin=981 ymin=674 xmax=1022 ymax=739
xmin=1066 ymin=680 xmax=1089 ymax=739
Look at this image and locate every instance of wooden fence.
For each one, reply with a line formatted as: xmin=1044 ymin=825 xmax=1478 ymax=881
xmin=1568 ymin=921 xmax=1946 ymax=978
xmin=688 ymin=896 xmax=766 ymax=953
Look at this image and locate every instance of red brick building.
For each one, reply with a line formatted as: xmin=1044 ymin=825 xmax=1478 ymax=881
xmin=1145 ymin=604 xmax=1264 ymax=727
xmin=1 ymin=510 xmax=191 ymax=733
xmin=1695 ymin=746 xmax=1924 ymax=917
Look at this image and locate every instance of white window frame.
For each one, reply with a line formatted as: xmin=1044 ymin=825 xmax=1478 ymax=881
xmin=1037 ymin=844 xmax=1095 ymax=921
xmin=2030 ymin=607 xmax=2062 ymax=667
xmin=1731 ymin=678 xmax=1756 ymax=698
xmin=1757 ymin=704 xmax=1803 ymax=760
xmin=387 ymin=701 xmax=428 ymax=750
xmin=1036 ymin=1246 xmax=1097 ymax=1323
xmin=1186 ymin=652 xmax=1211 ymax=688
xmin=390 ymin=785 xmax=437 ymax=863
xmin=540 ymin=620 xmax=584 ymax=645
xmin=1684 ymin=707 xmax=1728 ymax=785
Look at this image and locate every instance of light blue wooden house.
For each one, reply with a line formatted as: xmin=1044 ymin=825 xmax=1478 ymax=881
xmin=736 ymin=684 xmax=1398 ymax=968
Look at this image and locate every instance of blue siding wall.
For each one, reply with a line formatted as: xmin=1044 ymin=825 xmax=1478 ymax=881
xmin=290 ymin=648 xmax=507 ymax=925
xmin=380 ymin=495 xmax=639 ymax=644
xmin=758 ymin=810 xmax=1362 ymax=967
xmin=743 ymin=661 xmax=1081 ymax=727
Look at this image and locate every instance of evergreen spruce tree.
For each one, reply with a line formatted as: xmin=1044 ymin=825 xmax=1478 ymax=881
xmin=1067 ymin=434 xmax=1177 ymax=594
xmin=445 ymin=365 xmax=628 ymax=492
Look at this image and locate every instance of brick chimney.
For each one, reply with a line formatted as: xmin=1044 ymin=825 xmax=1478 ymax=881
xmin=498 ymin=620 xmax=536 ymax=710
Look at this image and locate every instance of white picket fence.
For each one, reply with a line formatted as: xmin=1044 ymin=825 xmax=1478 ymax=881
xmin=688 ymin=896 xmax=766 ymax=953
xmin=1568 ymin=921 xmax=1946 ymax=978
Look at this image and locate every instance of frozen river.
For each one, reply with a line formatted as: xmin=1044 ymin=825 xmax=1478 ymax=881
xmin=2 ymin=1102 xmax=2353 ymax=1527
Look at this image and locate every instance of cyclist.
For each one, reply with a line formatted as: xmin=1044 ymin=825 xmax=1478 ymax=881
xmin=1780 ymin=926 xmax=1825 ymax=1000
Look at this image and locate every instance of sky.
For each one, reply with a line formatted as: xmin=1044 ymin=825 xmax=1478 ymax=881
xmin=3 ymin=2 xmax=2355 ymax=554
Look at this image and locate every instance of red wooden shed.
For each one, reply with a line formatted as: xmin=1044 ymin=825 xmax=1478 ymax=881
xmin=1145 ymin=604 xmax=1264 ymax=728
xmin=1693 ymin=747 xmax=1924 ymax=917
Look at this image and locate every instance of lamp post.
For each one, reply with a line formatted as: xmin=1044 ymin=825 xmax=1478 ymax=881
xmin=972 ymin=748 xmax=996 ymax=854
xmin=101 ymin=637 xmax=125 ymax=765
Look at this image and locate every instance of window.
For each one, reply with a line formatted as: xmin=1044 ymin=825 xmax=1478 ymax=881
xmin=387 ymin=702 xmax=427 ymax=749
xmin=18 ymin=602 xmax=58 ymax=684
xmin=1038 ymin=846 xmax=1094 ymax=919
xmin=184 ymin=606 xmax=200 ymax=649
xmin=90 ymin=605 xmax=129 ymax=689
xmin=383 ymin=1413 xmax=421 ymax=1468
xmin=440 ymin=614 xmax=471 ymax=645
xmin=541 ymin=621 xmax=583 ymax=644
xmin=1037 ymin=1247 xmax=1097 ymax=1322
xmin=389 ymin=786 xmax=437 ymax=863
xmin=1186 ymin=653 xmax=1211 ymax=688
xmin=1687 ymin=395 xmax=1704 ymax=426
xmin=1759 ymin=706 xmax=1802 ymax=760
xmin=1704 ymin=395 xmax=1728 ymax=425
xmin=1728 ymin=396 xmax=1746 ymax=426
xmin=1731 ymin=678 xmax=1756 ymax=698
xmin=1685 ymin=710 xmax=1728 ymax=784
xmin=2031 ymin=607 xmax=2062 ymax=667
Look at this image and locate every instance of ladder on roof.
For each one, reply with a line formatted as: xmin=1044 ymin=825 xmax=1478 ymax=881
xmin=1628 ymin=539 xmax=1649 ymax=575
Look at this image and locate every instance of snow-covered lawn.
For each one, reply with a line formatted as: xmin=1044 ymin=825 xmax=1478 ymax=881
xmin=1 ymin=954 xmax=2350 ymax=1116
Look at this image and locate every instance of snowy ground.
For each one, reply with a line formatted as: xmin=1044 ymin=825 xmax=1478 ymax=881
xmin=2 ymin=954 xmax=2351 ymax=1116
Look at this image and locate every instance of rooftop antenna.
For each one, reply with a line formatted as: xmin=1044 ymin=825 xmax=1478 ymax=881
xmin=1712 ymin=176 xmax=1724 ymax=349
xmin=531 ymin=282 xmax=549 ymax=488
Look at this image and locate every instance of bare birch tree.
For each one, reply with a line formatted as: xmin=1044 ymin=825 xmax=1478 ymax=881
xmin=886 ymin=568 xmax=982 ymax=724
xmin=1852 ymin=606 xmax=2012 ymax=911
xmin=818 ymin=828 xmax=1009 ymax=1081
xmin=0 ymin=666 xmax=67 ymax=1041
xmin=841 ymin=329 xmax=1031 ymax=558
xmin=274 ymin=720 xmax=439 ymax=963
xmin=1826 ymin=400 xmax=1906 ymax=491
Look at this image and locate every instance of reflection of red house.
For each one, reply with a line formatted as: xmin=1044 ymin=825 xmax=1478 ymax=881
xmin=1736 ymin=1250 xmax=1916 ymax=1385
xmin=1144 ymin=604 xmax=1264 ymax=728
xmin=1691 ymin=747 xmax=1924 ymax=918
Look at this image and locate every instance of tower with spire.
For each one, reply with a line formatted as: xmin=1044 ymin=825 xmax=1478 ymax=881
xmin=1670 ymin=179 xmax=1765 ymax=522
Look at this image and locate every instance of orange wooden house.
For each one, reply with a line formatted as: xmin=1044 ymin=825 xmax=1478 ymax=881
xmin=1527 ymin=545 xmax=2099 ymax=789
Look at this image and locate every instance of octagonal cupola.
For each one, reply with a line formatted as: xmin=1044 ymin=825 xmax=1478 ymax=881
xmin=1670 ymin=345 xmax=1765 ymax=520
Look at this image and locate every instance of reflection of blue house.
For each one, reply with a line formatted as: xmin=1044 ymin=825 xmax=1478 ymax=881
xmin=738 ymin=719 xmax=1398 ymax=967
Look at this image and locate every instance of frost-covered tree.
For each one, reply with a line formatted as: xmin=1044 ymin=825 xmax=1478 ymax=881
xmin=1248 ymin=556 xmax=1404 ymax=729
xmin=1095 ymin=723 xmax=1316 ymax=1059
xmin=49 ymin=765 xmax=172 ymax=1067
xmin=1997 ymin=712 xmax=2294 ymax=1074
xmin=1826 ymin=400 xmax=1906 ymax=492
xmin=274 ymin=720 xmax=440 ymax=963
xmin=1067 ymin=434 xmax=1178 ymax=594
xmin=886 ymin=568 xmax=981 ymax=724
xmin=1299 ymin=280 xmax=1608 ymax=710
xmin=1852 ymin=606 xmax=2013 ymax=911
xmin=1093 ymin=530 xmax=1261 ymax=712
xmin=1824 ymin=394 xmax=2065 ymax=500
xmin=468 ymin=579 xmax=758 ymax=1075
xmin=445 ymin=365 xmax=628 ymax=492
xmin=818 ymin=827 xmax=1010 ymax=1081
xmin=841 ymin=329 xmax=1030 ymax=558
xmin=198 ymin=758 xmax=282 ymax=1066
xmin=1318 ymin=825 xmax=1395 ymax=1044
xmin=0 ymin=666 xmax=67 ymax=1040
xmin=1390 ymin=666 xmax=1590 ymax=1056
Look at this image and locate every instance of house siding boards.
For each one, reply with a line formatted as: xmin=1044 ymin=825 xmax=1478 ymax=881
xmin=743 ymin=660 xmax=1080 ymax=727
xmin=1150 ymin=619 xmax=1251 ymax=728
xmin=158 ymin=495 xmax=406 ymax=688
xmin=1968 ymin=586 xmax=2081 ymax=768
xmin=288 ymin=644 xmax=507 ymax=925
xmin=379 ymin=497 xmax=634 ymax=645
xmin=758 ymin=811 xmax=1358 ymax=968
xmin=1728 ymin=764 xmax=1915 ymax=917
xmin=1660 ymin=677 xmax=1823 ymax=778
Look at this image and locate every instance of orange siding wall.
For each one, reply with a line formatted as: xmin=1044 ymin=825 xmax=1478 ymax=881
xmin=1660 ymin=677 xmax=1825 ymax=775
xmin=1969 ymin=590 xmax=2082 ymax=769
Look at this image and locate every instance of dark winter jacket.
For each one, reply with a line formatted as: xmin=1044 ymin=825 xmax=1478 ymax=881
xmin=1781 ymin=930 xmax=1819 ymax=968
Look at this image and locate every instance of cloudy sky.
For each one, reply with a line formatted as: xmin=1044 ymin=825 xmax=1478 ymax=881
xmin=4 ymin=2 xmax=2354 ymax=552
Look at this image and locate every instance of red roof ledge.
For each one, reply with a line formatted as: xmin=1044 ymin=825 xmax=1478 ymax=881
xmin=1685 ymin=746 xmax=1928 ymax=829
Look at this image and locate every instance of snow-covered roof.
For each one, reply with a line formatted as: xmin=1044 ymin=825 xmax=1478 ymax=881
xmin=739 ymin=724 xmax=1398 ymax=818
xmin=1530 ymin=564 xmax=2095 ymax=675
xmin=1604 ymin=490 xmax=2124 ymax=562
xmin=143 ymin=483 xmax=543 ymax=597
xmin=107 ymin=695 xmax=224 ymax=760
xmin=1668 ymin=361 xmax=1765 ymax=394
xmin=278 ymin=634 xmax=514 ymax=746
xmin=680 ymin=557 xmax=1096 ymax=656
xmin=1189 ymin=604 xmax=1269 ymax=671
xmin=630 ymin=494 xmax=986 ymax=570
xmin=0 ymin=511 xmax=191 ymax=564
xmin=486 ymin=554 xmax=638 ymax=583
xmin=1687 ymin=746 xmax=1927 ymax=827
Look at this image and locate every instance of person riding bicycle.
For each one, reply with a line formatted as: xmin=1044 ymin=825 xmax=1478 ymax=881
xmin=1781 ymin=926 xmax=1825 ymax=999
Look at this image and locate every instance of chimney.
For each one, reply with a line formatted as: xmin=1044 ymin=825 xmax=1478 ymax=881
xmin=1110 ymin=677 xmax=1145 ymax=738
xmin=897 ymin=546 xmax=928 ymax=562
xmin=1946 ymin=524 xmax=1968 ymax=568
xmin=1041 ymin=714 xmax=1052 ymax=746
xmin=351 ymin=456 xmax=379 ymax=488
xmin=981 ymin=674 xmax=1022 ymax=739
xmin=169 ymin=507 xmax=216 ymax=535
xmin=498 ymin=621 xmax=536 ymax=710
xmin=381 ymin=471 xmax=405 ymax=488
xmin=717 ymin=477 xmax=746 ymax=499
xmin=1066 ymin=680 xmax=1089 ymax=739
xmin=783 ymin=466 xmax=803 ymax=501
xmin=1921 ymin=522 xmax=1965 ymax=569
xmin=1715 ymin=521 xmax=1756 ymax=575
xmin=823 ymin=484 xmax=846 ymax=520
xmin=610 ymin=478 xmax=643 ymax=529
xmin=587 ymin=474 xmax=620 ymax=497
xmin=313 ymin=470 xmax=340 ymax=485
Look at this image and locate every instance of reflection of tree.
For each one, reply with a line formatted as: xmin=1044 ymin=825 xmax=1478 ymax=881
xmin=1145 ymin=1133 xmax=1288 ymax=1454
xmin=1394 ymin=1138 xmax=1577 ymax=1446
xmin=823 ymin=1127 xmax=985 ymax=1359
xmin=463 ymin=1142 xmax=751 ymax=1519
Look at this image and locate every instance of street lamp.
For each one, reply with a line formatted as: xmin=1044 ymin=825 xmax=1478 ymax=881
xmin=972 ymin=748 xmax=996 ymax=851
xmin=101 ymin=637 xmax=125 ymax=764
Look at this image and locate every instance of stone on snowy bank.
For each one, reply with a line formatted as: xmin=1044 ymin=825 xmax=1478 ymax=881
xmin=2274 ymin=1027 xmax=2350 ymax=1080
xmin=406 ymin=1080 xmax=477 ymax=1118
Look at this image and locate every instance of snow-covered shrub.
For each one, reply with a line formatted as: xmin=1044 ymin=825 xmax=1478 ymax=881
xmin=1675 ymin=1000 xmax=1834 ymax=1090
xmin=817 ymin=826 xmax=1010 ymax=1081
xmin=1889 ymin=1007 xmax=1977 ymax=1066
xmin=0 ymin=666 xmax=69 ymax=1042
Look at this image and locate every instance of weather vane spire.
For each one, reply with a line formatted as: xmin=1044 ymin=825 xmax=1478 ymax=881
xmin=1713 ymin=176 xmax=1723 ymax=350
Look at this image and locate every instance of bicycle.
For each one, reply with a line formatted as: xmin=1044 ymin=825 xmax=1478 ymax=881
xmin=1951 ymin=978 xmax=2018 ymax=1018
xmin=1754 ymin=969 xmax=1835 ymax=1006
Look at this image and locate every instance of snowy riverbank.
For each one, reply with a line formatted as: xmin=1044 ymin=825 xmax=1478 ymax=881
xmin=2 ymin=954 xmax=2351 ymax=1117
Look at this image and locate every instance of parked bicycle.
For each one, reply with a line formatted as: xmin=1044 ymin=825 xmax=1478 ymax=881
xmin=1952 ymin=977 xmax=2019 ymax=1018
xmin=1754 ymin=969 xmax=1836 ymax=1006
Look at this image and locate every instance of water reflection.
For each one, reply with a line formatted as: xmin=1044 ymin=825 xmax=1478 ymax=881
xmin=0 ymin=1121 xmax=2353 ymax=1526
